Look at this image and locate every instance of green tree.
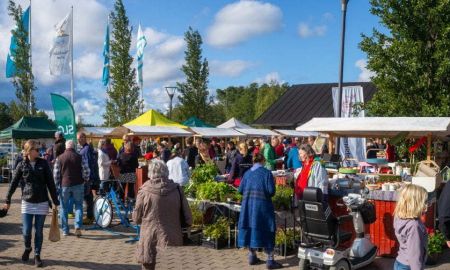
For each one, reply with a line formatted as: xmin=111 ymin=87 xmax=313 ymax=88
xmin=216 ymin=84 xmax=257 ymax=124
xmin=177 ymin=27 xmax=210 ymax=121
xmin=8 ymin=0 xmax=36 ymax=117
xmin=360 ymin=0 xmax=450 ymax=116
xmin=0 ymin=102 xmax=14 ymax=130
xmin=254 ymin=82 xmax=288 ymax=119
xmin=104 ymin=0 xmax=141 ymax=126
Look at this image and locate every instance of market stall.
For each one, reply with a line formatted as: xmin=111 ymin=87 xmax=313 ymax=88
xmin=296 ymin=117 xmax=450 ymax=256
xmin=0 ymin=117 xmax=58 ymax=182
xmin=189 ymin=127 xmax=244 ymax=138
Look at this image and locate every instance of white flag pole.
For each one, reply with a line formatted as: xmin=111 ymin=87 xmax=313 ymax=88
xmin=29 ymin=0 xmax=32 ymax=114
xmin=70 ymin=6 xmax=74 ymax=105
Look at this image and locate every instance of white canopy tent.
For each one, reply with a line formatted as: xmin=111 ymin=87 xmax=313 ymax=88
xmin=235 ymin=128 xmax=278 ymax=137
xmin=190 ymin=127 xmax=244 ymax=138
xmin=296 ymin=117 xmax=450 ymax=138
xmin=274 ymin=129 xmax=319 ymax=137
xmin=217 ymin=117 xmax=252 ymax=129
xmin=122 ymin=125 xmax=192 ymax=136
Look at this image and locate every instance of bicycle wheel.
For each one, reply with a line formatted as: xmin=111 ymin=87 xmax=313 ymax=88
xmin=94 ymin=196 xmax=113 ymax=228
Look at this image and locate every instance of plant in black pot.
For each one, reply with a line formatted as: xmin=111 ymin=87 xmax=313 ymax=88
xmin=426 ymin=230 xmax=446 ymax=265
xmin=202 ymin=217 xmax=229 ymax=249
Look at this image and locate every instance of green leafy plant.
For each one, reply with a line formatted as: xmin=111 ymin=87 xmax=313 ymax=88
xmin=428 ymin=231 xmax=446 ymax=255
xmin=377 ymin=175 xmax=402 ymax=183
xmin=272 ymin=185 xmax=293 ymax=210
xmin=0 ymin=158 xmax=7 ymax=167
xmin=184 ymin=163 xmax=219 ymax=197
xmin=203 ymin=217 xmax=229 ymax=240
xmin=196 ymin=181 xmax=236 ymax=202
xmin=188 ymin=201 xmax=204 ymax=227
xmin=275 ymin=228 xmax=298 ymax=249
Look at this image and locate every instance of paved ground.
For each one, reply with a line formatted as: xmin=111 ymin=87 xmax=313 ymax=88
xmin=1 ymin=183 xmax=450 ymax=270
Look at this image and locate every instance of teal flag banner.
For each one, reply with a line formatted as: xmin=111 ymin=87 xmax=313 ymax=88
xmin=6 ymin=6 xmax=30 ymax=78
xmin=50 ymin=93 xmax=77 ymax=143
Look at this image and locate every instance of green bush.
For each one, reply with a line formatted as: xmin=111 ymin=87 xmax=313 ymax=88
xmin=272 ymin=185 xmax=293 ymax=210
xmin=203 ymin=217 xmax=229 ymax=240
xmin=188 ymin=201 xmax=204 ymax=227
xmin=196 ymin=181 xmax=236 ymax=202
xmin=185 ymin=163 xmax=219 ymax=197
xmin=428 ymin=231 xmax=446 ymax=255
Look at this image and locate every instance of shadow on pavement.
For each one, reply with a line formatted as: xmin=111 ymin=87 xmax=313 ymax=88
xmin=0 ymin=256 xmax=140 ymax=270
xmin=0 ymin=222 xmax=23 ymax=236
xmin=0 ymin=238 xmax=18 ymax=253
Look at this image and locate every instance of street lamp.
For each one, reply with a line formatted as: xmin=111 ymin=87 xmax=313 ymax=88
xmin=165 ymin=86 xmax=177 ymax=119
xmin=335 ymin=0 xmax=349 ymax=155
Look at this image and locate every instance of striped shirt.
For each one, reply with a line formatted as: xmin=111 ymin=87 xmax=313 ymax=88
xmin=21 ymin=200 xmax=49 ymax=215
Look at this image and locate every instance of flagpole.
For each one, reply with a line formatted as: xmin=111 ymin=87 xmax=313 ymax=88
xmin=70 ymin=6 xmax=74 ymax=105
xmin=29 ymin=0 xmax=32 ymax=114
xmin=139 ymin=22 xmax=143 ymax=114
xmin=107 ymin=16 xmax=110 ymax=126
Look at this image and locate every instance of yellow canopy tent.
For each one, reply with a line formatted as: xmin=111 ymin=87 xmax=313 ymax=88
xmin=124 ymin=109 xmax=186 ymax=128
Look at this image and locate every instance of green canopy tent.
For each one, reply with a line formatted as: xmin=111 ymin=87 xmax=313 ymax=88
xmin=182 ymin=116 xmax=213 ymax=127
xmin=0 ymin=116 xmax=58 ymax=140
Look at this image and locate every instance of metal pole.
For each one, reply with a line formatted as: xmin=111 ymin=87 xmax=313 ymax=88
xmin=70 ymin=6 xmax=74 ymax=105
xmin=165 ymin=86 xmax=177 ymax=119
xmin=29 ymin=0 xmax=32 ymax=114
xmin=335 ymin=0 xmax=348 ymax=155
xmin=169 ymin=94 xmax=174 ymax=119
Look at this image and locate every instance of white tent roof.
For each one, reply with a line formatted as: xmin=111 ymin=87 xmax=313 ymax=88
xmin=296 ymin=117 xmax=450 ymax=138
xmin=123 ymin=125 xmax=192 ymax=136
xmin=217 ymin=117 xmax=252 ymax=129
xmin=274 ymin=129 xmax=319 ymax=137
xmin=235 ymin=128 xmax=277 ymax=137
xmin=80 ymin=127 xmax=114 ymax=137
xmin=190 ymin=127 xmax=244 ymax=137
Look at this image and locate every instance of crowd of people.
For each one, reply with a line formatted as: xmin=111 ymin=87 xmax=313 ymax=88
xmin=2 ymin=131 xmax=450 ymax=270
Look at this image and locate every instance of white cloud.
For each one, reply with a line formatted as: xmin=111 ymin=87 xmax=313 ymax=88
xmin=254 ymin=71 xmax=283 ymax=85
xmin=355 ymin=59 xmax=375 ymax=82
xmin=210 ymin=60 xmax=253 ymax=77
xmin=206 ymin=0 xmax=282 ymax=47
xmin=74 ymin=53 xmax=103 ymax=80
xmin=298 ymin=23 xmax=327 ymax=38
xmin=140 ymin=27 xmax=185 ymax=85
xmin=74 ymin=98 xmax=102 ymax=118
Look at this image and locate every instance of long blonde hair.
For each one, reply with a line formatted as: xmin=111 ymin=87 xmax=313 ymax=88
xmin=394 ymin=184 xmax=428 ymax=219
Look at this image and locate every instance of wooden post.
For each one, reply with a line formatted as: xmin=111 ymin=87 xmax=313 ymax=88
xmin=328 ymin=134 xmax=334 ymax=154
xmin=426 ymin=133 xmax=432 ymax=161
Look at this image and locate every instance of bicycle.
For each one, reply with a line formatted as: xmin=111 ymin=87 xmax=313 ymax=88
xmin=92 ymin=180 xmax=140 ymax=242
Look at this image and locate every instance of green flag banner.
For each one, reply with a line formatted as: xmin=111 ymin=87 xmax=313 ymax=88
xmin=50 ymin=93 xmax=77 ymax=143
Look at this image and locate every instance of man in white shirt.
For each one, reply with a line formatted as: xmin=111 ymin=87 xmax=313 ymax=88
xmin=167 ymin=150 xmax=190 ymax=186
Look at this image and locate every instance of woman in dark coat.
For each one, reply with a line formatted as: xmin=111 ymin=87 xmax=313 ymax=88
xmin=3 ymin=140 xmax=59 ymax=267
xmin=237 ymin=153 xmax=282 ymax=269
xmin=117 ymin=141 xmax=139 ymax=199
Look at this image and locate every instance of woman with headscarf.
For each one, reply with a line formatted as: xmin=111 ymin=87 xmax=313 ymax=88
xmin=237 ymin=153 xmax=283 ymax=269
xmin=3 ymin=140 xmax=59 ymax=267
xmin=133 ymin=160 xmax=192 ymax=270
xmin=294 ymin=144 xmax=329 ymax=203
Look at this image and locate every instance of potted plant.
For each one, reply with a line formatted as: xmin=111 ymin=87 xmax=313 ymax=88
xmin=426 ymin=230 xmax=446 ymax=265
xmin=272 ymin=186 xmax=294 ymax=211
xmin=202 ymin=217 xmax=230 ymax=249
xmin=274 ymin=228 xmax=297 ymax=256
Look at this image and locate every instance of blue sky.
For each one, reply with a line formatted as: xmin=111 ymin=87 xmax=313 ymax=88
xmin=0 ymin=0 xmax=383 ymax=125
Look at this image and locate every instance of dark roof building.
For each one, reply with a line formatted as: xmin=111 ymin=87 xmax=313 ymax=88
xmin=253 ymin=82 xmax=377 ymax=129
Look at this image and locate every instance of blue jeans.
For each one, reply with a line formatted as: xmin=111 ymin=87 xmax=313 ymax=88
xmin=22 ymin=214 xmax=46 ymax=255
xmin=60 ymin=184 xmax=84 ymax=234
xmin=394 ymin=260 xmax=411 ymax=270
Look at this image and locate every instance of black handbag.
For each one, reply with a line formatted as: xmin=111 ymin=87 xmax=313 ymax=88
xmin=360 ymin=201 xmax=376 ymax=224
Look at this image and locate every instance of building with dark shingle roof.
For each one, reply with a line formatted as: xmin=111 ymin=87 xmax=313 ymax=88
xmin=253 ymin=82 xmax=377 ymax=129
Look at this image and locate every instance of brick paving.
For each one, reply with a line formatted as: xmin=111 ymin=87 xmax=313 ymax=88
xmin=1 ymin=183 xmax=450 ymax=270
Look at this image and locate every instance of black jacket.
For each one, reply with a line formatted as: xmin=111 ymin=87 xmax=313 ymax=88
xmin=6 ymin=158 xmax=59 ymax=206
